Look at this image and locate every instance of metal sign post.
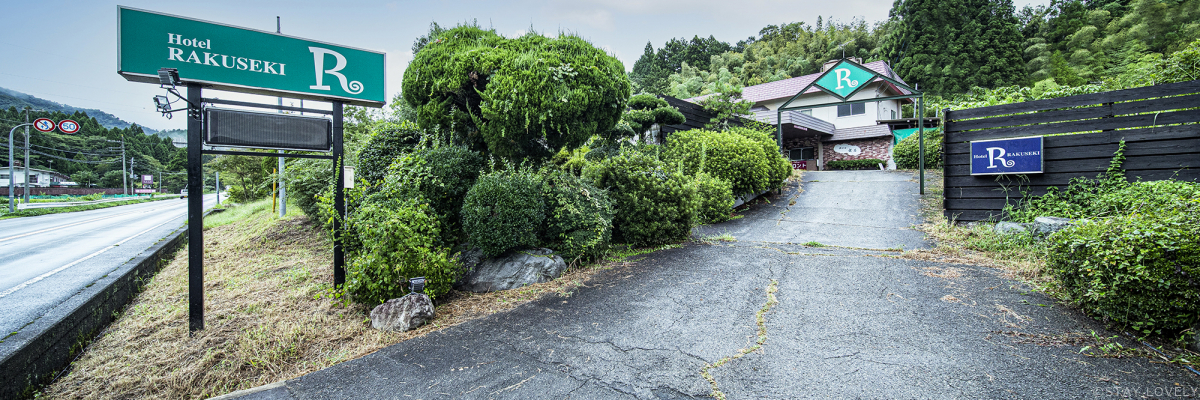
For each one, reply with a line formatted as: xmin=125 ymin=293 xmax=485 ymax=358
xmin=119 ymin=7 xmax=380 ymax=332
xmin=773 ymin=58 xmax=927 ymax=194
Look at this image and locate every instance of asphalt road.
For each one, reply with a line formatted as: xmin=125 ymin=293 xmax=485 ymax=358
xmin=0 ymin=194 xmax=218 ymax=336
xmin=228 ymin=172 xmax=1198 ymax=399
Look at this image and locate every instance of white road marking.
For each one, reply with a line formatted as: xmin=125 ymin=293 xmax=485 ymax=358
xmin=0 ymin=218 xmax=179 ymax=299
xmin=0 ymin=201 xmax=184 ymax=243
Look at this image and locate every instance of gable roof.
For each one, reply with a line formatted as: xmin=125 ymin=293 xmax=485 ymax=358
xmin=687 ymin=60 xmax=912 ymax=105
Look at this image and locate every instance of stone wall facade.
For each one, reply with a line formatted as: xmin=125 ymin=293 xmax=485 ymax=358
xmin=824 ymin=137 xmax=892 ymax=164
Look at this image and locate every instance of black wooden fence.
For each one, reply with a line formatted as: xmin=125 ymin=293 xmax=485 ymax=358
xmin=942 ymin=80 xmax=1200 ymax=222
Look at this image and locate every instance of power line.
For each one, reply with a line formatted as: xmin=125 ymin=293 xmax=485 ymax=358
xmin=0 ymin=143 xmax=119 ymax=164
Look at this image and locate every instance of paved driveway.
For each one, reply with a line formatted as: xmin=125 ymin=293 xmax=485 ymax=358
xmin=228 ymin=172 xmax=1198 ymax=399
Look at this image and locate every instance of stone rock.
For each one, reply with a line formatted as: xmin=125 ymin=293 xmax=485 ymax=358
xmin=455 ymin=248 xmax=567 ymax=292
xmin=370 ymin=293 xmax=435 ymax=332
xmin=1033 ymin=216 xmax=1076 ymax=236
xmin=993 ymin=221 xmax=1031 ymax=235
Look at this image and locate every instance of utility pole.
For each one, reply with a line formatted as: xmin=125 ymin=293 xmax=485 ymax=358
xmin=120 ymin=139 xmax=128 ymax=195
xmin=130 ymin=157 xmax=137 ymax=195
xmin=23 ymin=109 xmax=30 ymax=202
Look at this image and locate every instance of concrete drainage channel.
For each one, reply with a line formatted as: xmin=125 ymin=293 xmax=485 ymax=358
xmin=0 ymin=220 xmax=191 ymax=399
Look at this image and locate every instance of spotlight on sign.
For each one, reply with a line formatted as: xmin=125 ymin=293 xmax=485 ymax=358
xmin=409 ymin=277 xmax=426 ymax=294
xmin=158 ymin=68 xmax=180 ymax=89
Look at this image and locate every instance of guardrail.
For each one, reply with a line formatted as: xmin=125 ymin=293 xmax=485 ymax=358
xmin=15 ymin=195 xmax=180 ymax=210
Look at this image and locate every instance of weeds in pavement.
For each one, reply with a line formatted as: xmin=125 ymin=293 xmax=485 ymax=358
xmin=701 ymin=280 xmax=779 ymax=400
xmin=700 ymin=233 xmax=737 ymax=243
xmin=801 ymin=241 xmax=825 ymax=247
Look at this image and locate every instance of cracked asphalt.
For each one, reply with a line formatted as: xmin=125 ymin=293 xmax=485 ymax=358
xmin=224 ymin=171 xmax=1199 ymax=399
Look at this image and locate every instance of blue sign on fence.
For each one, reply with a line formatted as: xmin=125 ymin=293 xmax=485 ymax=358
xmin=970 ymin=136 xmax=1044 ymax=175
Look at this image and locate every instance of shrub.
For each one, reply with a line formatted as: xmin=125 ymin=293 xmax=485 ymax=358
xmin=728 ymin=126 xmax=791 ymax=190
xmin=285 ymin=158 xmax=334 ymax=220
xmin=893 ymin=128 xmax=942 ymax=169
xmin=356 ymin=120 xmax=424 ymax=188
xmin=584 ymin=149 xmax=698 ymax=247
xmin=663 ymin=129 xmax=770 ymax=195
xmin=693 ymin=172 xmax=734 ymax=224
xmin=373 ymin=145 xmax=484 ymax=244
xmin=826 ymin=159 xmax=885 ymax=170
xmin=541 ymin=170 xmax=614 ymax=261
xmin=344 ymin=197 xmax=459 ymax=304
xmin=1047 ymin=212 xmax=1200 ymax=336
xmin=461 ymin=167 xmax=546 ymax=257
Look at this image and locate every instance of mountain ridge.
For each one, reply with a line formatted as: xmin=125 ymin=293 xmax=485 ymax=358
xmin=0 ymin=86 xmax=158 ymax=133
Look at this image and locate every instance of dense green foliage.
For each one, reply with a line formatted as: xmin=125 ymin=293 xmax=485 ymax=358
xmin=1046 ymin=205 xmax=1200 ymax=336
xmin=885 ymin=0 xmax=1026 ymax=94
xmin=826 ymin=159 xmax=886 ymax=170
xmin=355 ymin=120 xmax=425 ymax=188
xmin=651 ymin=0 xmax=1200 ymax=100
xmin=630 ymin=36 xmax=736 ymax=95
xmin=663 ymin=127 xmax=788 ymax=195
xmin=693 ymin=172 xmax=735 ymax=224
xmin=461 ymin=168 xmax=546 ymax=257
xmin=1008 ymin=143 xmax=1200 ymax=337
xmin=892 ymin=129 xmax=943 ymax=169
xmin=583 ymin=150 xmax=698 ymax=247
xmin=372 ymin=145 xmax=484 ymax=243
xmin=402 ymin=25 xmax=631 ymax=161
xmin=343 ymin=197 xmax=459 ymax=303
xmin=541 ymin=170 xmax=614 ymax=261
xmin=285 ymin=158 xmax=333 ymax=221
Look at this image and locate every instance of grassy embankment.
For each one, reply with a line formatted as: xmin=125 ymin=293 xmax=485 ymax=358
xmin=40 ymin=197 xmax=654 ymax=399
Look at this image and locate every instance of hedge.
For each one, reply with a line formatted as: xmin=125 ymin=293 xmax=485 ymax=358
xmin=826 ymin=159 xmax=885 ymax=170
xmin=461 ymin=168 xmax=546 ymax=257
xmin=583 ymin=149 xmax=698 ymax=247
xmin=893 ymin=128 xmax=942 ymax=169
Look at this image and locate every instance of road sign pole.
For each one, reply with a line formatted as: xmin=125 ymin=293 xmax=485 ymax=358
xmin=187 ymin=83 xmax=204 ymax=332
xmin=23 ymin=111 xmax=29 ymax=202
xmin=333 ymin=101 xmax=345 ymax=287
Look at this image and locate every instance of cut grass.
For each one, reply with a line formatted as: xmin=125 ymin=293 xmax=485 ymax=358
xmin=901 ymin=169 xmax=1052 ymax=287
xmin=40 ymin=198 xmax=670 ymax=399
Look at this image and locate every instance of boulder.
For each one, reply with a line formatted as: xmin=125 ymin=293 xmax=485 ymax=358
xmin=993 ymin=221 xmax=1031 ymax=235
xmin=455 ymin=248 xmax=567 ymax=292
xmin=1033 ymin=216 xmax=1076 ymax=236
xmin=370 ymin=293 xmax=435 ymax=332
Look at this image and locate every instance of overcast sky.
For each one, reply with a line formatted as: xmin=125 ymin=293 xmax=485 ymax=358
xmin=0 ymin=0 xmax=1049 ymax=132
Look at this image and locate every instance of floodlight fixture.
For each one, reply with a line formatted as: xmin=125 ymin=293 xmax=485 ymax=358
xmin=409 ymin=277 xmax=426 ymax=294
xmin=158 ymin=68 xmax=180 ymax=89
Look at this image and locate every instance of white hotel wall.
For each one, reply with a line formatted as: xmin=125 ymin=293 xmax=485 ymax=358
xmin=756 ymin=81 xmax=902 ymax=129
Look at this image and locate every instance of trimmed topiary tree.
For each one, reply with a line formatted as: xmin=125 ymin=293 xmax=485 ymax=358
xmin=461 ymin=167 xmax=546 ymax=257
xmin=402 ymin=25 xmax=631 ymax=161
xmin=372 ymin=144 xmax=485 ymax=244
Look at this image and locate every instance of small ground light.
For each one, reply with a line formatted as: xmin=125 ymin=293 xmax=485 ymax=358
xmin=409 ymin=277 xmax=426 ymax=294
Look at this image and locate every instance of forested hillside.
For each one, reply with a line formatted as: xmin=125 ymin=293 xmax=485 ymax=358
xmin=632 ymin=0 xmax=1200 ymax=99
xmin=0 ymin=107 xmax=186 ymax=190
xmin=0 ymin=87 xmax=156 ymax=133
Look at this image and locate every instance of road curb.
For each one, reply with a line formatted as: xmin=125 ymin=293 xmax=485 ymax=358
xmin=0 ymin=222 xmax=189 ymax=399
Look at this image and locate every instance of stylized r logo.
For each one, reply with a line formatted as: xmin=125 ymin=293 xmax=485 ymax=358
xmin=309 ymin=47 xmax=364 ymax=94
xmin=986 ymin=147 xmax=1017 ymax=168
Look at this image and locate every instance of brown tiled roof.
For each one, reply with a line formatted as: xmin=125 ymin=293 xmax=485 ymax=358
xmin=828 ymin=124 xmax=893 ymax=142
xmin=687 ymin=60 xmax=910 ymax=104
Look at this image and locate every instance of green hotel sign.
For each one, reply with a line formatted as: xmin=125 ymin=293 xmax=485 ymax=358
xmin=813 ymin=60 xmax=876 ymax=100
xmin=118 ymin=6 xmax=385 ymax=107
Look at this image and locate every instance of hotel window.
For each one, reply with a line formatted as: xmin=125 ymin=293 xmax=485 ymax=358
xmin=788 ymin=147 xmax=815 ymax=160
xmin=837 ymin=103 xmax=865 ymax=117
xmin=800 ymin=109 xmax=813 ymax=116
xmin=0 ymin=174 xmax=8 ymax=179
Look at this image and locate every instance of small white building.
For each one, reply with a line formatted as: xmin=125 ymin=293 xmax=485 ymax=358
xmin=0 ymin=166 xmax=68 ymax=188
